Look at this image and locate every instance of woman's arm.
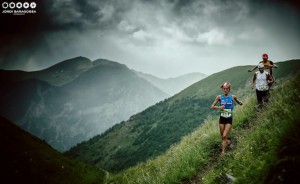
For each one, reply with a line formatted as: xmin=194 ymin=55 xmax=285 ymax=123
xmin=233 ymin=95 xmax=243 ymax=105
xmin=211 ymin=95 xmax=223 ymax=110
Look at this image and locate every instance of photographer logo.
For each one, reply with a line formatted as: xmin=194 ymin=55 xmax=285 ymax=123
xmin=2 ymin=1 xmax=37 ymax=15
xmin=30 ymin=2 xmax=36 ymax=9
xmin=23 ymin=2 xmax=29 ymax=9
xmin=16 ymin=2 xmax=22 ymax=9
xmin=2 ymin=2 xmax=9 ymax=9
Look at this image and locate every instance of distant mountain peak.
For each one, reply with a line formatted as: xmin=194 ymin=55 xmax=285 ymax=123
xmin=134 ymin=70 xmax=207 ymax=96
xmin=92 ymin=59 xmax=128 ymax=69
xmin=45 ymin=56 xmax=92 ymax=71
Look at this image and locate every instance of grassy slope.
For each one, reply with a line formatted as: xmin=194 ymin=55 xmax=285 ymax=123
xmin=66 ymin=60 xmax=300 ymax=173
xmin=201 ymin=74 xmax=300 ymax=184
xmin=106 ymin=72 xmax=300 ymax=183
xmin=172 ymin=59 xmax=299 ymax=101
xmin=0 ymin=116 xmax=106 ymax=184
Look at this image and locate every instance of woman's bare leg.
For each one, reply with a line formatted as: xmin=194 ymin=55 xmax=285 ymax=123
xmin=221 ymin=124 xmax=232 ymax=154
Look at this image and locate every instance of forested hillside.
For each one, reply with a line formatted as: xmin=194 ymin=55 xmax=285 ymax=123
xmin=0 ymin=116 xmax=106 ymax=184
xmin=67 ymin=60 xmax=300 ymax=173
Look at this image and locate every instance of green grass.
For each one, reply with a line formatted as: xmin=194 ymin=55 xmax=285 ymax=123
xmin=105 ymin=73 xmax=300 ymax=184
xmin=201 ymin=75 xmax=300 ymax=184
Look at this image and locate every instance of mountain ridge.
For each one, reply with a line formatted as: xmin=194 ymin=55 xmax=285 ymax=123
xmin=0 ymin=56 xmax=93 ymax=86
xmin=134 ymin=70 xmax=207 ymax=95
xmin=0 ymin=57 xmax=169 ymax=152
xmin=1 ymin=59 xmax=299 ymax=183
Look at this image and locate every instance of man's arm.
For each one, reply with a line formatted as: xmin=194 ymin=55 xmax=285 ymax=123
xmin=269 ymin=61 xmax=278 ymax=68
xmin=267 ymin=73 xmax=274 ymax=84
xmin=248 ymin=65 xmax=258 ymax=72
xmin=251 ymin=73 xmax=257 ymax=89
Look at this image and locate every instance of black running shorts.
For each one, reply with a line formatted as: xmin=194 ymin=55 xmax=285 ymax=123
xmin=219 ymin=116 xmax=232 ymax=125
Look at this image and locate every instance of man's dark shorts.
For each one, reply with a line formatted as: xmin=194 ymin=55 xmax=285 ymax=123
xmin=256 ymin=89 xmax=269 ymax=104
xmin=219 ymin=116 xmax=232 ymax=125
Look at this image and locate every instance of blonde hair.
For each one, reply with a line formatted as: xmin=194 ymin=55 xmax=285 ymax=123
xmin=220 ymin=82 xmax=231 ymax=91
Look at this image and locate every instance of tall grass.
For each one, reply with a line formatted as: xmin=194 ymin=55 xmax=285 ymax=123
xmin=106 ymin=74 xmax=300 ymax=184
xmin=201 ymin=76 xmax=300 ymax=184
xmin=106 ymin=117 xmax=219 ymax=183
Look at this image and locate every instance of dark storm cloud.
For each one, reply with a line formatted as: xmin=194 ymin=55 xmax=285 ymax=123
xmin=47 ymin=0 xmax=128 ymax=30
xmin=0 ymin=0 xmax=132 ymax=69
xmin=1 ymin=0 xmax=299 ymax=37
xmin=0 ymin=0 xmax=299 ymax=76
xmin=168 ymin=0 xmax=300 ymax=42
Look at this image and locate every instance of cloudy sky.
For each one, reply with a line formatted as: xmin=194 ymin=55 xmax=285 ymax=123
xmin=1 ymin=0 xmax=299 ymax=78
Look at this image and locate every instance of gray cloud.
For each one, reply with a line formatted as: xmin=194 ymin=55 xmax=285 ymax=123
xmin=0 ymin=0 xmax=299 ymax=77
